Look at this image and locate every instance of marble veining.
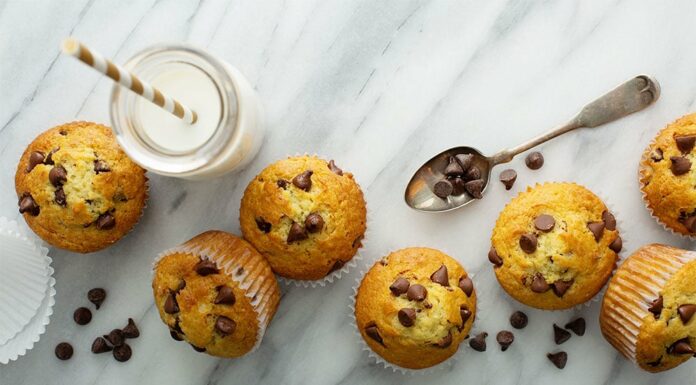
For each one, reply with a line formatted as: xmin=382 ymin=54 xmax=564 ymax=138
xmin=2 ymin=1 xmax=696 ymax=384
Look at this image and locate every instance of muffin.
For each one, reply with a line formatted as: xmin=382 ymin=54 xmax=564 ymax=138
xmin=600 ymin=244 xmax=696 ymax=372
xmin=640 ymin=113 xmax=696 ymax=236
xmin=14 ymin=121 xmax=147 ymax=253
xmin=240 ymin=156 xmax=367 ymax=281
xmin=489 ymin=182 xmax=621 ymax=310
xmin=354 ymin=247 xmax=476 ymax=369
xmin=153 ymin=231 xmax=281 ymax=358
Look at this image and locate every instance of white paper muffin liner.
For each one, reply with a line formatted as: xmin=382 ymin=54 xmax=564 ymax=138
xmin=153 ymin=236 xmax=278 ymax=354
xmin=348 ymin=250 xmax=487 ymax=375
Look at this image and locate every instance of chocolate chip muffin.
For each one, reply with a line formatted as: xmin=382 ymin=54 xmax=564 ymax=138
xmin=640 ymin=113 xmax=696 ymax=236
xmin=15 ymin=121 xmax=147 ymax=253
xmin=354 ymin=247 xmax=476 ymax=369
xmin=600 ymin=244 xmax=696 ymax=373
xmin=153 ymin=231 xmax=281 ymax=358
xmin=240 ymin=156 xmax=367 ymax=281
xmin=490 ymin=182 xmax=620 ymax=310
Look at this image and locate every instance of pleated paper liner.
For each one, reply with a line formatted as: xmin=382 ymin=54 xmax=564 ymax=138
xmin=0 ymin=217 xmax=50 ymax=346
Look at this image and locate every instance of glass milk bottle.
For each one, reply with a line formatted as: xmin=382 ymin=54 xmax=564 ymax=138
xmin=110 ymin=44 xmax=263 ymax=179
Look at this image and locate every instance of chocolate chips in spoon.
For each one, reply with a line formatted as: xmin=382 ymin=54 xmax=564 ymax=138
xmin=431 ymin=155 xmax=486 ymax=200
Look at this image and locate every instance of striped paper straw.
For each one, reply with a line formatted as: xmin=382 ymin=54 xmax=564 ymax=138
xmin=61 ymin=37 xmax=198 ymax=124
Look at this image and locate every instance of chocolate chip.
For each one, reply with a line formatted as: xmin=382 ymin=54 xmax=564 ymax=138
xmin=389 ymin=277 xmax=410 ymax=296
xmin=464 ymin=179 xmax=484 ymax=199
xmin=49 ymin=165 xmax=67 ymax=187
xmin=73 ymin=307 xmax=92 ymax=325
xmin=683 ymin=216 xmax=696 ymax=233
xmin=88 ymin=288 xmax=106 ymax=309
xmin=423 ymin=300 xmax=433 ymax=309
xmin=678 ymin=304 xmax=696 ymax=324
xmin=564 ymin=318 xmax=586 ymax=336
xmin=525 ymin=151 xmax=544 ymax=170
xmin=170 ymin=330 xmax=183 ymax=341
xmin=469 ymin=332 xmax=488 ymax=352
xmin=122 ymin=318 xmax=140 ymax=338
xmin=55 ymin=342 xmax=73 ymax=360
xmin=304 ymin=213 xmax=324 ymax=233
xmin=553 ymin=324 xmax=571 ymax=345
xmin=551 ymin=280 xmax=573 ymax=297
xmin=510 ymin=311 xmax=528 ymax=329
xmin=547 ymin=351 xmax=567 ymax=369
xmin=602 ymin=210 xmax=617 ymax=231
xmin=175 ymin=280 xmax=186 ymax=293
xmin=531 ymin=274 xmax=550 ymax=293
xmin=676 ymin=135 xmax=696 ymax=153
xmin=255 ymin=217 xmax=271 ymax=233
xmin=328 ymin=160 xmax=343 ymax=175
xmin=18 ymin=193 xmax=40 ymax=216
xmin=444 ymin=157 xmax=464 ymax=176
xmin=164 ymin=293 xmax=179 ymax=314
xmin=520 ymin=233 xmax=538 ymax=253
xmin=26 ymin=151 xmax=45 ymax=172
xmin=534 ymin=214 xmax=555 ymax=232
xmin=458 ymin=276 xmax=474 ymax=297
xmin=450 ymin=177 xmax=467 ymax=195
xmin=651 ymin=148 xmax=664 ymax=162
xmin=277 ymin=179 xmax=289 ymax=190
xmin=194 ymin=259 xmax=219 ymax=276
xmin=106 ymin=329 xmax=125 ymax=347
xmin=398 ymin=308 xmax=416 ymax=327
xmin=406 ymin=284 xmax=427 ymax=301
xmin=292 ymin=170 xmax=313 ymax=191
xmin=668 ymin=338 xmax=695 ymax=355
xmin=488 ymin=247 xmax=503 ymax=267
xmin=96 ymin=213 xmax=115 ymax=230
xmin=433 ymin=179 xmax=453 ymax=198
xmin=465 ymin=166 xmax=481 ymax=180
xmin=44 ymin=148 xmax=58 ymax=165
xmin=455 ymin=154 xmax=474 ymax=171
xmin=91 ymin=337 xmax=112 ymax=354
xmin=435 ymin=332 xmax=453 ymax=348
xmin=430 ymin=265 xmax=449 ymax=286
xmin=499 ymin=169 xmax=517 ymax=190
xmin=648 ymin=296 xmax=663 ymax=318
xmin=587 ymin=221 xmax=605 ymax=242
xmin=94 ymin=160 xmax=111 ymax=173
xmin=609 ymin=236 xmax=623 ymax=253
xmin=215 ymin=316 xmax=236 ymax=336
xmin=496 ymin=331 xmax=514 ymax=351
xmin=671 ymin=156 xmax=691 ymax=175
xmin=113 ymin=344 xmax=132 ymax=362
xmin=214 ymin=286 xmax=236 ymax=305
xmin=327 ymin=260 xmax=344 ymax=275
xmin=460 ymin=306 xmax=472 ymax=323
xmin=364 ymin=322 xmax=383 ymax=345
xmin=190 ymin=344 xmax=206 ymax=352
xmin=287 ymin=221 xmax=308 ymax=243
xmin=54 ymin=187 xmax=66 ymax=206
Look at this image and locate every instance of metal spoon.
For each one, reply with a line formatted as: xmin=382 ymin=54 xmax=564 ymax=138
xmin=404 ymin=75 xmax=660 ymax=212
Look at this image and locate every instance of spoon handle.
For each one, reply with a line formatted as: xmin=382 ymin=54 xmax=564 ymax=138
xmin=490 ymin=75 xmax=660 ymax=165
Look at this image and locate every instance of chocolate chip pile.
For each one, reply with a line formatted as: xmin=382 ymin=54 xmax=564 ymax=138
xmin=644 ymin=296 xmax=696 ymax=366
xmin=432 ymin=154 xmax=485 ymax=199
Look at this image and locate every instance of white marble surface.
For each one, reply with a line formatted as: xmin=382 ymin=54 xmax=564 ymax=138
xmin=2 ymin=0 xmax=696 ymax=384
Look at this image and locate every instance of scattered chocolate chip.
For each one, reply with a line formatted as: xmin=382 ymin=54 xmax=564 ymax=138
xmin=54 ymin=187 xmax=66 ymax=206
xmin=255 ymin=217 xmax=271 ymax=233
xmin=547 ymin=351 xmax=567 ymax=369
xmin=435 ymin=332 xmax=453 ymax=348
xmin=304 ymin=213 xmax=324 ymax=233
xmin=531 ymin=274 xmax=550 ymax=293
xmin=44 ymin=148 xmax=58 ymax=165
xmin=525 ymin=151 xmax=544 ymax=170
xmin=587 ymin=221 xmax=605 ymax=242
xmin=164 ymin=293 xmax=179 ymax=314
xmin=455 ymin=154 xmax=474 ymax=171
xmin=554 ymin=324 xmax=572 ymax=345
xmin=292 ymin=170 xmax=313 ymax=191
xmin=458 ymin=276 xmax=474 ymax=297
xmin=113 ymin=344 xmax=132 ymax=362
xmin=564 ymin=318 xmax=586 ymax=336
xmin=678 ymin=304 xmax=696 ymax=324
xmin=651 ymin=148 xmax=664 ymax=162
xmin=26 ymin=151 xmax=45 ymax=172
xmin=444 ymin=157 xmax=464 ymax=176
xmin=106 ymin=329 xmax=125 ymax=347
xmin=469 ymin=332 xmax=487 ymax=352
xmin=215 ymin=286 xmax=236 ymax=305
xmin=398 ymin=308 xmax=417 ymax=327
xmin=55 ymin=342 xmax=73 ymax=360
xmin=88 ymin=288 xmax=106 ymax=309
xmin=602 ymin=210 xmax=616 ymax=231
xmin=190 ymin=344 xmax=206 ymax=352
xmin=671 ymin=156 xmax=692 ymax=176
xmin=49 ymin=165 xmax=67 ymax=187
xmin=327 ymin=260 xmax=344 ymax=275
xmin=194 ymin=259 xmax=219 ymax=276
xmin=464 ymin=179 xmax=484 ymax=199
xmin=465 ymin=166 xmax=481 ymax=180
xmin=609 ymin=236 xmax=623 ymax=253
xmin=94 ymin=160 xmax=111 ymax=174
xmin=520 ymin=233 xmax=538 ymax=253
xmin=170 ymin=330 xmax=183 ymax=341
xmin=91 ymin=337 xmax=112 ymax=354
xmin=287 ymin=221 xmax=308 ymax=243
xmin=676 ymin=135 xmax=696 ymax=154
xmin=277 ymin=179 xmax=289 ymax=189
xmin=488 ymin=247 xmax=503 ymax=267
xmin=328 ymin=160 xmax=343 ymax=175
xmin=215 ymin=316 xmax=236 ymax=336
xmin=389 ymin=278 xmax=410 ymax=296
xmin=497 ymin=331 xmax=514 ymax=351
xmin=406 ymin=284 xmax=427 ymax=301
xmin=122 ymin=318 xmax=140 ymax=338
xmin=433 ymin=179 xmax=453 ymax=198
xmin=460 ymin=306 xmax=472 ymax=323
xmin=510 ymin=311 xmax=528 ymax=329
xmin=551 ymin=280 xmax=573 ymax=297
xmin=668 ymin=338 xmax=695 ymax=355
xmin=430 ymin=265 xmax=449 ymax=286
xmin=450 ymin=177 xmax=467 ymax=195
xmin=96 ymin=213 xmax=115 ymax=230
xmin=534 ymin=214 xmax=555 ymax=232
xmin=364 ymin=322 xmax=383 ymax=345
xmin=73 ymin=307 xmax=92 ymax=325
xmin=499 ymin=169 xmax=517 ymax=190
xmin=648 ymin=296 xmax=663 ymax=318
xmin=18 ymin=193 xmax=40 ymax=216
